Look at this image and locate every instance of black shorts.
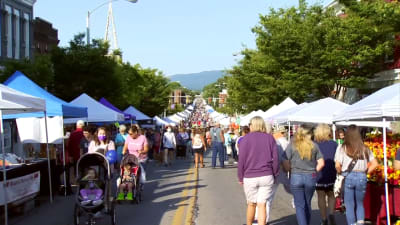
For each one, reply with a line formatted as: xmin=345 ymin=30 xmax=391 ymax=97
xmin=193 ymin=147 xmax=204 ymax=154
xmin=316 ymin=184 xmax=334 ymax=192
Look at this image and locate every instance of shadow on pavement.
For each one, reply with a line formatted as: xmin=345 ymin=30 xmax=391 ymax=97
xmin=7 ymin=158 xmax=204 ymax=225
xmin=268 ymin=210 xmax=347 ymax=225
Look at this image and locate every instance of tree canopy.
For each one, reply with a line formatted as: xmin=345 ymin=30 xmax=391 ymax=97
xmin=0 ymin=33 xmax=177 ymax=117
xmin=226 ymin=0 xmax=398 ymax=113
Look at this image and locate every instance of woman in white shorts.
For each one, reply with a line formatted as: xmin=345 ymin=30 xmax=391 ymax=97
xmin=237 ymin=116 xmax=280 ymax=225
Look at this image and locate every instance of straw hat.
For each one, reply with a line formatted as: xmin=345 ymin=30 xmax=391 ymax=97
xmin=273 ymin=125 xmax=287 ymax=134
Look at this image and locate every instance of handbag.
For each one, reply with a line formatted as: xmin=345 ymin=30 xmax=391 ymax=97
xmin=333 ymin=159 xmax=356 ymax=198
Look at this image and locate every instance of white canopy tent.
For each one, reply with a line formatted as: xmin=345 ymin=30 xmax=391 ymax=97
xmin=333 ymin=83 xmax=400 ymax=225
xmin=168 ymin=114 xmax=183 ymax=124
xmin=210 ymin=111 xmax=222 ymax=119
xmin=153 ymin=116 xmax=170 ymax=126
xmin=64 ymin=93 xmax=124 ymax=123
xmin=219 ymin=117 xmax=231 ymax=126
xmin=262 ymin=105 xmax=278 ymax=120
xmin=270 ymin=103 xmax=310 ymax=124
xmin=0 ymin=84 xmax=47 ymax=225
xmin=263 ymin=97 xmax=298 ymax=121
xmin=286 ymin=98 xmax=349 ymax=124
xmin=240 ymin=110 xmax=264 ymax=126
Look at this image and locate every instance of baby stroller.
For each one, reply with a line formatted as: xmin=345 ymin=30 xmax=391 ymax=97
xmin=116 ymin=154 xmax=142 ymax=204
xmin=74 ymin=152 xmax=116 ymax=225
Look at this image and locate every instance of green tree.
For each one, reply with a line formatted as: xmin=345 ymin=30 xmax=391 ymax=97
xmin=227 ymin=0 xmax=395 ymax=113
xmin=0 ymin=54 xmax=54 ymax=89
xmin=135 ymin=67 xmax=173 ymax=117
xmin=50 ymin=34 xmax=120 ymax=102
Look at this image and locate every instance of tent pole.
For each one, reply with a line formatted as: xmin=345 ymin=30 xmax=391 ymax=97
xmin=383 ymin=118 xmax=391 ymax=225
xmin=62 ymin=117 xmax=67 ymax=196
xmin=288 ymin=121 xmax=291 ymax=141
xmin=44 ymin=112 xmax=53 ymax=203
xmin=332 ymin=123 xmax=336 ymax=141
xmin=1 ymin=110 xmax=9 ymax=225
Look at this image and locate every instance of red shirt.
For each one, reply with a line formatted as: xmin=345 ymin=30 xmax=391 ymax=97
xmin=67 ymin=128 xmax=84 ymax=162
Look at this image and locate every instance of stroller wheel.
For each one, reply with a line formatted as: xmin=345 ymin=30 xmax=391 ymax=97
xmin=110 ymin=202 xmax=116 ymax=225
xmin=74 ymin=204 xmax=81 ymax=225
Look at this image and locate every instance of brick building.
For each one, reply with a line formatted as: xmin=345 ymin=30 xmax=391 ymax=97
xmin=33 ymin=17 xmax=59 ymax=55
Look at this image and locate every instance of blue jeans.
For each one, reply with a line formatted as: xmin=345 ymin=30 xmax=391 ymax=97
xmin=344 ymin=172 xmax=367 ymax=225
xmin=211 ymin=142 xmax=224 ymax=168
xmin=290 ymin=173 xmax=317 ymax=225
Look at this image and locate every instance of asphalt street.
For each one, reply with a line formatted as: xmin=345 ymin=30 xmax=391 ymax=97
xmin=8 ymin=158 xmax=197 ymax=225
xmin=195 ymin=151 xmax=348 ymax=225
xmin=7 ymin=152 xmax=348 ymax=225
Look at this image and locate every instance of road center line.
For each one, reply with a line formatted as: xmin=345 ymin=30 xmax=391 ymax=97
xmin=170 ymin=167 xmax=196 ymax=225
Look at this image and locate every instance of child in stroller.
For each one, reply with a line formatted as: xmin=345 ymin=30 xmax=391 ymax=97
xmin=79 ymin=168 xmax=104 ymax=206
xmin=116 ymin=154 xmax=140 ymax=201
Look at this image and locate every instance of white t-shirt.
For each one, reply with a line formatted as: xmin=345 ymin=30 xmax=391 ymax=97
xmin=163 ymin=132 xmax=176 ymax=149
xmin=276 ymin=137 xmax=289 ymax=151
xmin=88 ymin=140 xmax=115 ymax=154
xmin=334 ymin=145 xmax=374 ymax=172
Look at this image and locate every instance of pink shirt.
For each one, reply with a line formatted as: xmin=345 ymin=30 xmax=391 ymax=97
xmin=125 ymin=135 xmax=148 ymax=160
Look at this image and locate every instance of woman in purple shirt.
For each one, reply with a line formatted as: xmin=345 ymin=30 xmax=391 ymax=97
xmin=237 ymin=116 xmax=279 ymax=225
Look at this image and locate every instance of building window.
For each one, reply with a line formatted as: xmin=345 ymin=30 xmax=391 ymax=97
xmin=24 ymin=13 xmax=30 ymax=58
xmin=5 ymin=5 xmax=12 ymax=58
xmin=14 ymin=9 xmax=20 ymax=59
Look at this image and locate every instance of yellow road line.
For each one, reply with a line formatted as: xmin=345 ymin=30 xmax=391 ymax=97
xmin=171 ymin=167 xmax=196 ymax=225
xmin=185 ymin=168 xmax=198 ymax=225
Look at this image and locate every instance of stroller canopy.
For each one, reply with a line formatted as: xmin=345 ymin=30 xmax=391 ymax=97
xmin=76 ymin=152 xmax=111 ymax=180
xmin=121 ymin=154 xmax=139 ymax=167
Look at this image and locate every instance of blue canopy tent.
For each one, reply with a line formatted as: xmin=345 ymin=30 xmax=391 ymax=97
xmin=124 ymin=106 xmax=152 ymax=125
xmin=99 ymin=97 xmax=135 ymax=121
xmin=4 ymin=71 xmax=88 ymax=119
xmin=4 ymin=71 xmax=88 ymax=196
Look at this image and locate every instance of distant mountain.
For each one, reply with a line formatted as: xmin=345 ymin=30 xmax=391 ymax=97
xmin=168 ymin=70 xmax=225 ymax=91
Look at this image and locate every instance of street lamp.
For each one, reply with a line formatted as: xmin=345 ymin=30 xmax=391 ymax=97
xmin=86 ymin=0 xmax=138 ymax=45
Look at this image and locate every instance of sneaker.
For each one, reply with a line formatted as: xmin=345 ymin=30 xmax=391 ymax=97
xmin=92 ymin=199 xmax=103 ymax=206
xmin=116 ymin=193 xmax=124 ymax=200
xmin=291 ymin=198 xmax=296 ymax=208
xmin=126 ymin=192 xmax=133 ymax=200
xmin=81 ymin=200 xmax=91 ymax=206
xmin=94 ymin=211 xmax=102 ymax=218
xmin=320 ymin=219 xmax=328 ymax=225
xmin=233 ymin=162 xmax=238 ymax=165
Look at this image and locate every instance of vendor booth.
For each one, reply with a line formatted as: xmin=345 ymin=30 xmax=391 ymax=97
xmin=333 ymin=83 xmax=400 ymax=225
xmin=63 ymin=93 xmax=124 ymax=123
xmin=154 ymin=116 xmax=171 ymax=127
xmin=0 ymin=83 xmax=46 ymax=225
xmin=4 ymin=71 xmax=88 ymax=199
xmin=124 ymin=106 xmax=152 ymax=125
xmin=99 ymin=97 xmax=134 ymax=121
xmin=263 ymin=97 xmax=298 ymax=121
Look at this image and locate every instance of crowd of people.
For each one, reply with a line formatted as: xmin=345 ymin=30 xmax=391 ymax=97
xmin=235 ymin=116 xmax=380 ymax=225
xmin=61 ymin=98 xmax=398 ymax=225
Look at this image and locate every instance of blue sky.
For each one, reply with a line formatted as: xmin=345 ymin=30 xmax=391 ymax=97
xmin=35 ymin=0 xmax=331 ymax=76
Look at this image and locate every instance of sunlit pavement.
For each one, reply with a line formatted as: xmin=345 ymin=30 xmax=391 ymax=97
xmin=194 ymin=151 xmax=348 ymax=225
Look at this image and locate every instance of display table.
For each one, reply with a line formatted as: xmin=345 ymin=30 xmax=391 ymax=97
xmin=0 ymin=159 xmax=56 ymax=196
xmin=364 ymin=182 xmax=400 ymax=225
